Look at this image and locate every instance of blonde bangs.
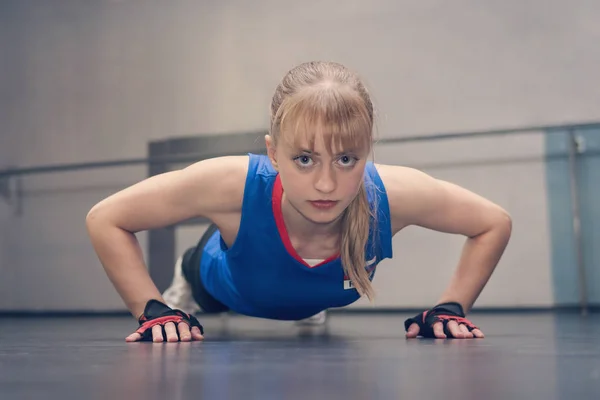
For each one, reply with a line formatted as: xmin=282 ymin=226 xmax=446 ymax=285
xmin=275 ymin=85 xmax=373 ymax=155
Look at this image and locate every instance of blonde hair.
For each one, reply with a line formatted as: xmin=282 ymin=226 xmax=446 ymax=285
xmin=269 ymin=61 xmax=378 ymax=301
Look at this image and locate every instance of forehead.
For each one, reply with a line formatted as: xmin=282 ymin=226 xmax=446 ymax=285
xmin=281 ymin=121 xmax=370 ymax=156
xmin=291 ymin=131 xmax=347 ymax=153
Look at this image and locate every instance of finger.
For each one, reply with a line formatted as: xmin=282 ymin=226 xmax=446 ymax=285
xmin=164 ymin=322 xmax=179 ymax=342
xmin=459 ymin=324 xmax=474 ymax=338
xmin=446 ymin=320 xmax=464 ymax=338
xmin=125 ymin=332 xmax=142 ymax=342
xmin=190 ymin=326 xmax=204 ymax=341
xmin=152 ymin=325 xmax=164 ymax=343
xmin=405 ymin=323 xmax=420 ymax=338
xmin=472 ymin=328 xmax=485 ymax=338
xmin=433 ymin=321 xmax=446 ymax=338
xmin=178 ymin=322 xmax=192 ymax=342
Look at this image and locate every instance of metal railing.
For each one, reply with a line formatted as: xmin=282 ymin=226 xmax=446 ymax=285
xmin=1 ymin=121 xmax=598 ymax=179
xmin=1 ymin=120 xmax=598 ymax=315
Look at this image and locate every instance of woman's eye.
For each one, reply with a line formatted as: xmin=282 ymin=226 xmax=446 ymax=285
xmin=337 ymin=155 xmax=357 ymax=167
xmin=294 ymin=155 xmax=314 ymax=167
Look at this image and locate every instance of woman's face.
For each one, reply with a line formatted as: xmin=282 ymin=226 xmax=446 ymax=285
xmin=267 ymin=131 xmax=369 ymax=225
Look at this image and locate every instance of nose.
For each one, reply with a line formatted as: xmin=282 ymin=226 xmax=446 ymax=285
xmin=314 ymin=164 xmax=336 ymax=194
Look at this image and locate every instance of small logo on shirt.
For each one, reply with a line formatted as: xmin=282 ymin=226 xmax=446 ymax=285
xmin=343 ymin=256 xmax=377 ymax=290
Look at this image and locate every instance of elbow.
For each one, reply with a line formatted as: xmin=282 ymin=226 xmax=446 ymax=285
xmin=85 ymin=202 xmax=127 ymax=243
xmin=86 ymin=201 xmax=134 ymax=236
xmin=85 ymin=205 xmax=101 ymax=236
xmin=85 ymin=201 xmax=110 ymax=233
xmin=86 ymin=203 xmax=101 ymax=225
xmin=493 ymin=207 xmax=512 ymax=241
xmin=475 ymin=205 xmax=512 ymax=241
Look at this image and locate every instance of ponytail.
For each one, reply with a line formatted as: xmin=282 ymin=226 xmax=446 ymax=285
xmin=340 ymin=178 xmax=378 ymax=301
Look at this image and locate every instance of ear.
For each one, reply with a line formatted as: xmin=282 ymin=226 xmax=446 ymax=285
xmin=265 ymin=134 xmax=279 ymax=171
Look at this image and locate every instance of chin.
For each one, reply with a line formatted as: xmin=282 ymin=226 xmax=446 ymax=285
xmin=301 ymin=207 xmax=345 ymax=225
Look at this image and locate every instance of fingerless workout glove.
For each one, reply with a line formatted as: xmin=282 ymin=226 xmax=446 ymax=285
xmin=135 ymin=299 xmax=204 ymax=341
xmin=404 ymin=302 xmax=478 ymax=338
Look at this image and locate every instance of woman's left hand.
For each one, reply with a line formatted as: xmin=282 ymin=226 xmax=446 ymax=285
xmin=404 ymin=302 xmax=485 ymax=339
xmin=405 ymin=320 xmax=484 ymax=339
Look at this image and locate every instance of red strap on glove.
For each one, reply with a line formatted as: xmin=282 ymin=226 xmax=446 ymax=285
xmin=135 ymin=299 xmax=204 ymax=341
xmin=404 ymin=302 xmax=478 ymax=338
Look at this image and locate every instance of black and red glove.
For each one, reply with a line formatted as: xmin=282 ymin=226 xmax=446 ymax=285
xmin=404 ymin=302 xmax=478 ymax=338
xmin=135 ymin=299 xmax=204 ymax=341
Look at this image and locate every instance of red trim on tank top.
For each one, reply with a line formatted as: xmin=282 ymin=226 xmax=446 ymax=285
xmin=272 ymin=174 xmax=339 ymax=268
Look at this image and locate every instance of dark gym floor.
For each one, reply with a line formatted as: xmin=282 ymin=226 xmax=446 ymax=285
xmin=1 ymin=312 xmax=599 ymax=400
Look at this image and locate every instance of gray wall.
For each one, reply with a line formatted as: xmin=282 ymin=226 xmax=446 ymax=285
xmin=1 ymin=0 xmax=598 ymax=311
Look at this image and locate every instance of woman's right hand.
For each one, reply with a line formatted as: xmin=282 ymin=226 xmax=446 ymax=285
xmin=125 ymin=299 xmax=205 ymax=343
xmin=126 ymin=321 xmax=204 ymax=342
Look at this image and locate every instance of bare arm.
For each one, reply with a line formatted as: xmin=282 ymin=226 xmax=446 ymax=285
xmin=86 ymin=156 xmax=248 ymax=319
xmin=377 ymin=164 xmax=512 ymax=313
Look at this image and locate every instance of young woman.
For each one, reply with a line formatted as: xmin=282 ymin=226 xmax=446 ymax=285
xmin=86 ymin=61 xmax=512 ymax=343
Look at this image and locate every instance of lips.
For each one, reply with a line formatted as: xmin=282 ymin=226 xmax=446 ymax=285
xmin=309 ymin=200 xmax=338 ymax=210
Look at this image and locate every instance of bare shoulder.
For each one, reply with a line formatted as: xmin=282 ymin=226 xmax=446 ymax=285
xmin=375 ymin=163 xmax=435 ymax=193
xmin=374 ymin=163 xmax=438 ymax=229
xmin=374 ymin=163 xmax=510 ymax=236
xmin=183 ymin=155 xmax=249 ymax=215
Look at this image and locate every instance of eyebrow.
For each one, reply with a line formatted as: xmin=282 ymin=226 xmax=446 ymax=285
xmin=297 ymin=149 xmax=354 ymax=156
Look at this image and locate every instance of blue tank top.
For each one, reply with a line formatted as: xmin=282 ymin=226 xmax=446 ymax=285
xmin=199 ymin=153 xmax=393 ymax=320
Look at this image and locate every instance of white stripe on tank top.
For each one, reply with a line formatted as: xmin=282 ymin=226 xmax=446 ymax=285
xmin=303 ymin=259 xmax=325 ymax=267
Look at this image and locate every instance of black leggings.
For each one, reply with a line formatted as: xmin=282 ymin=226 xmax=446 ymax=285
xmin=181 ymin=224 xmax=230 ymax=314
